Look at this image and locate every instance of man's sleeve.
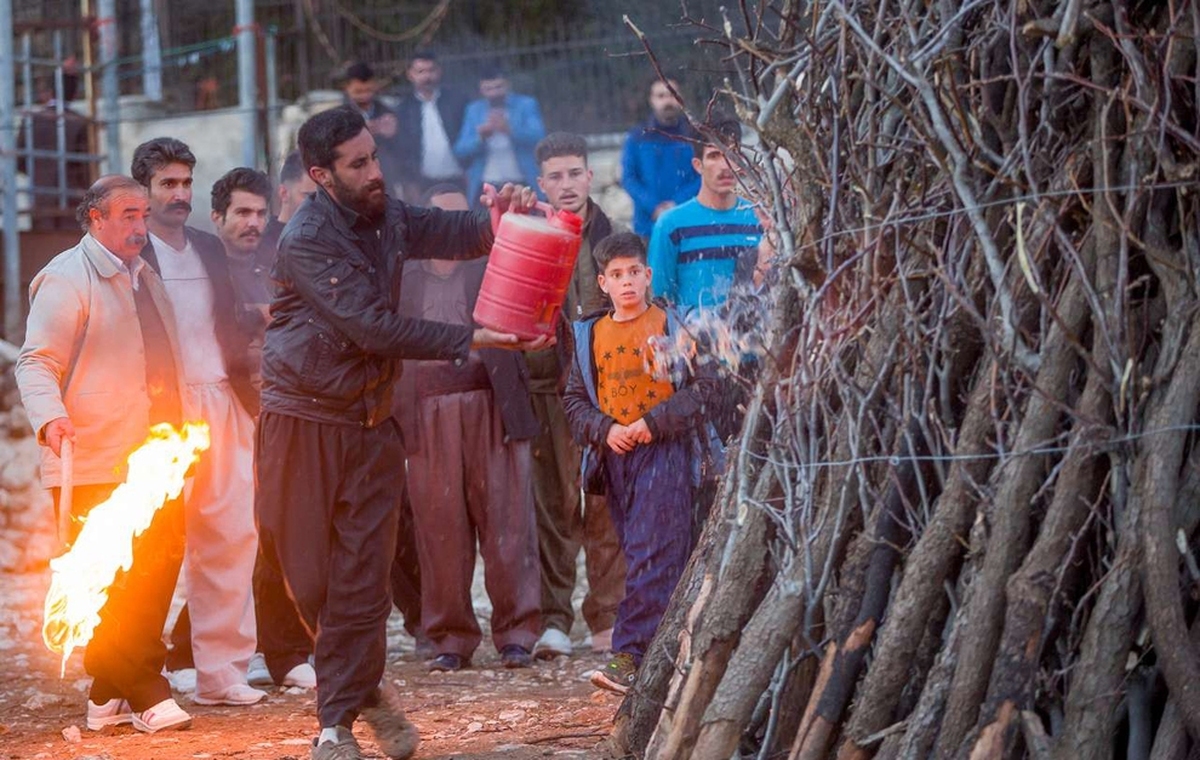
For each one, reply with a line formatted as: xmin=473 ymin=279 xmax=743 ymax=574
xmin=620 ymin=133 xmax=657 ymax=212
xmin=402 ymin=204 xmax=494 ymax=261
xmin=15 ymin=269 xmax=83 ymax=442
xmin=510 ymin=97 xmax=546 ymax=148
xmin=647 ymin=215 xmax=678 ymax=302
xmin=282 ymin=232 xmax=473 ymax=361
xmin=454 ymin=102 xmax=484 ymax=162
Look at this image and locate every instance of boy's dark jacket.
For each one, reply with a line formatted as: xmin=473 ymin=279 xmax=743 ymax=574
xmin=562 ymin=303 xmax=724 ymax=493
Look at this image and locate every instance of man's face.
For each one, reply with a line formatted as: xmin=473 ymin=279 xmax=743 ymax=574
xmin=598 ymin=256 xmax=652 ymax=309
xmin=312 ymin=128 xmax=387 ymax=221
xmin=692 ymin=145 xmax=737 ymax=197
xmin=212 ymin=190 xmax=268 ymax=255
xmin=147 ymin=162 xmax=193 ymax=229
xmin=344 ymin=78 xmax=377 ymax=109
xmin=538 ymin=155 xmax=592 ymax=215
xmin=278 ymin=172 xmax=317 ymax=221
xmin=407 ymin=59 xmax=441 ymax=94
xmin=91 ymin=189 xmax=150 ymax=260
xmin=649 ymin=80 xmax=682 ymax=124
xmin=479 ymin=77 xmax=509 ymax=107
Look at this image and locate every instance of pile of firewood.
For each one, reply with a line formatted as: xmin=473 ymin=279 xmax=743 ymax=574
xmin=615 ymin=1 xmax=1200 ymax=758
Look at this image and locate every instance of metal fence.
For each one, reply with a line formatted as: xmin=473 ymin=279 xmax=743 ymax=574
xmin=12 ymin=0 xmax=733 ymax=135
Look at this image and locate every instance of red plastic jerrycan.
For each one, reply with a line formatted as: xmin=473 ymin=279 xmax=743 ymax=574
xmin=473 ymin=188 xmax=584 ymax=340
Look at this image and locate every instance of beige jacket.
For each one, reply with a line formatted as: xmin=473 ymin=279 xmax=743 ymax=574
xmin=15 ymin=234 xmax=187 ymax=487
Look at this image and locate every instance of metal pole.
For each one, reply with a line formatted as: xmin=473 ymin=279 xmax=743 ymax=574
xmin=97 ymin=0 xmax=120 ymax=173
xmin=1 ymin=0 xmax=22 ymax=341
xmin=265 ymin=28 xmax=278 ymax=177
xmin=54 ymin=31 xmax=67 ymax=210
xmin=140 ymin=0 xmax=162 ymax=102
xmin=236 ymin=0 xmax=257 ymax=168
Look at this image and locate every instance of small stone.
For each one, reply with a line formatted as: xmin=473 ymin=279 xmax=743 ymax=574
xmin=498 ymin=709 xmax=526 ymax=722
xmin=23 ymin=692 xmax=65 ymax=710
xmin=466 ymin=721 xmax=484 ymax=733
xmin=61 ymin=724 xmax=81 ymax=743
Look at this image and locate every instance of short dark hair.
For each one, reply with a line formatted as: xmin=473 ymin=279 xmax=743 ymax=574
xmin=422 ymin=182 xmax=466 ymax=205
xmin=594 ymin=232 xmax=647 ymax=271
xmin=410 ymin=49 xmax=437 ymax=65
xmin=535 ymin=132 xmax=588 ymax=168
xmin=478 ymin=59 xmax=507 ymax=81
xmin=211 ymin=167 xmax=271 ymax=217
xmin=76 ymin=174 xmax=145 ymax=231
xmin=345 ymin=61 xmax=374 ymax=82
xmin=279 ymin=150 xmax=305 ymax=186
xmin=693 ymin=119 xmax=742 ymax=159
xmin=298 ymin=106 xmax=368 ymax=170
xmin=130 ymin=137 xmax=196 ymax=187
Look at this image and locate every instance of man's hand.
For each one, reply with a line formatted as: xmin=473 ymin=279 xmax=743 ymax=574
xmin=652 ymin=200 xmax=676 ymax=220
xmin=471 ymin=328 xmax=555 ymax=352
xmin=480 ymin=183 xmax=538 ymax=215
xmin=44 ymin=416 xmax=75 ymax=457
xmin=368 ymin=113 xmax=398 ymax=139
xmin=606 ymin=423 xmax=637 ymax=454
xmin=626 ymin=418 xmax=653 ymax=445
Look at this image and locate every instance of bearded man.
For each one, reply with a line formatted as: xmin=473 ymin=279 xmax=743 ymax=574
xmin=255 ymin=106 xmax=546 ymax=760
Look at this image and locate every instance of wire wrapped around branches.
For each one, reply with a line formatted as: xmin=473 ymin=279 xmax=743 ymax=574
xmin=611 ymin=1 xmax=1200 ymax=758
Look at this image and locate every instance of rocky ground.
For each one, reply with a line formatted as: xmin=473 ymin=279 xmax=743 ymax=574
xmin=0 ymin=570 xmax=622 ymax=760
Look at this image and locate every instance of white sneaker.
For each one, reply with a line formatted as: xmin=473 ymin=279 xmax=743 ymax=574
xmin=247 ymin=653 xmax=273 ymax=687
xmin=132 ymin=698 xmax=192 ymax=733
xmin=192 ymin=683 xmax=268 ymax=706
xmin=282 ymin=662 xmax=316 ymax=689
xmin=166 ymin=668 xmax=197 ymax=693
xmin=590 ymin=628 xmax=614 ymax=654
xmin=533 ymin=628 xmax=573 ymax=660
xmin=86 ymin=698 xmax=132 ymax=730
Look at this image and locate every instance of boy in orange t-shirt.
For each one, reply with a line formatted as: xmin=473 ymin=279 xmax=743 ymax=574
xmin=562 ymin=232 xmax=720 ymax=694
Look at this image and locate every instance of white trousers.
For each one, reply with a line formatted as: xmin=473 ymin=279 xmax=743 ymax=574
xmin=182 ymin=382 xmax=258 ymax=696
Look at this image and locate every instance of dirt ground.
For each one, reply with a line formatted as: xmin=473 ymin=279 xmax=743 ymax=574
xmin=0 ymin=570 xmax=623 ymax=760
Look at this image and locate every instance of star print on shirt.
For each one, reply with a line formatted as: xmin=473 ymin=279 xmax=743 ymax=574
xmin=616 ymin=345 xmax=627 ymax=355
xmin=637 ymin=402 xmax=647 ymax=413
xmin=604 ymin=351 xmax=613 ymax=361
xmin=647 ymin=389 xmax=658 ymax=399
xmin=620 ymin=407 xmax=630 ymax=417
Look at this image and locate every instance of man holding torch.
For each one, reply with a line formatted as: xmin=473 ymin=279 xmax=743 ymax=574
xmin=255 ymin=106 xmax=546 ymax=760
xmin=15 ymin=175 xmax=193 ymax=734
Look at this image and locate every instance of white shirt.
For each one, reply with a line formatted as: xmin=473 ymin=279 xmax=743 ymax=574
xmin=482 ymin=132 xmax=522 ymax=183
xmin=150 ymin=232 xmax=228 ymax=385
xmin=418 ymin=91 xmax=462 ymax=179
xmin=94 ymin=236 xmax=145 ymax=291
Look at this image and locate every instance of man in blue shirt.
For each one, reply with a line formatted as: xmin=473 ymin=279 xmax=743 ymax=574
xmin=622 ymin=79 xmax=701 ymax=238
xmin=454 ymin=62 xmax=546 ymax=203
xmin=647 ymin=120 xmax=763 ymax=312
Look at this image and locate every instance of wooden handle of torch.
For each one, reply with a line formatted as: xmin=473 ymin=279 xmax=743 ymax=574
xmin=58 ymin=438 xmax=74 ymax=547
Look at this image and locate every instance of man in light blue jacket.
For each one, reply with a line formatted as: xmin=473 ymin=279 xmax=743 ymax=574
xmin=454 ymin=61 xmax=546 ymax=203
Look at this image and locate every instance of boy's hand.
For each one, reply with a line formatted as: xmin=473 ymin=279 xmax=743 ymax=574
xmin=627 ymin=418 xmax=653 ymax=444
xmin=606 ymin=423 xmax=636 ymax=454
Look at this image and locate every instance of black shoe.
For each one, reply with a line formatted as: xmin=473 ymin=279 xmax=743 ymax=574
xmin=427 ymin=653 xmax=466 ymax=672
xmin=499 ymin=645 xmax=533 ymax=669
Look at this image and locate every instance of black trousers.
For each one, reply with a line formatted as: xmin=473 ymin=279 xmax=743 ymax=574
xmin=389 ymin=484 xmax=423 ymax=637
xmin=254 ymin=412 xmax=402 ymax=729
xmin=55 ymin=484 xmax=184 ymax=711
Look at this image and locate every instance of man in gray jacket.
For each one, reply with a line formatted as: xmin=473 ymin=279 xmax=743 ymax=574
xmin=16 ymin=175 xmax=193 ymax=734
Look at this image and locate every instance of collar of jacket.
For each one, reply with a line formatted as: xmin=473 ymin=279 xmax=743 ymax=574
xmin=642 ymin=115 xmax=695 ymax=137
xmin=79 ymin=233 xmax=129 ymax=278
xmin=312 ymin=185 xmax=410 ymax=242
xmin=583 ymin=199 xmax=613 ymax=247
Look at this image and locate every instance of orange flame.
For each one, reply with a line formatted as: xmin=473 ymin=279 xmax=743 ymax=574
xmin=42 ymin=422 xmax=211 ymax=675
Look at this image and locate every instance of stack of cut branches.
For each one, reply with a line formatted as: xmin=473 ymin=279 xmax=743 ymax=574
xmin=614 ymin=1 xmax=1200 ymax=758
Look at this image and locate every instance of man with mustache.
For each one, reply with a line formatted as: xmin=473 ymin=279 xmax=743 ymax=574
xmin=132 ymin=138 xmax=264 ymax=707
xmin=647 ymin=120 xmax=763 ymax=312
xmin=256 ymin=106 xmax=546 ymax=760
xmin=621 ymin=78 xmax=701 ymax=239
xmin=16 ymin=175 xmax=193 ymax=733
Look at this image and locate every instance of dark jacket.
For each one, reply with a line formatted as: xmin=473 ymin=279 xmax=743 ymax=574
xmin=260 ymin=186 xmax=493 ymax=427
xmin=563 ymin=304 xmax=723 ymax=493
xmin=395 ymin=87 xmax=470 ymax=185
xmin=392 ymin=258 xmax=539 ymax=454
xmin=140 ymin=227 xmax=259 ymax=417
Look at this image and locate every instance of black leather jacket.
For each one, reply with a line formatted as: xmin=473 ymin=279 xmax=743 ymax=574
xmin=260 ymin=187 xmax=493 ymax=426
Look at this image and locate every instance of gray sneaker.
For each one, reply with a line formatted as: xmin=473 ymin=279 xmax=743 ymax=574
xmin=360 ymin=681 xmax=420 ymax=760
xmin=311 ymin=726 xmax=363 ymax=760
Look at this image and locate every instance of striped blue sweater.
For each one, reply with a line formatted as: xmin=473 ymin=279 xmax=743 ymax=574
xmin=647 ymin=197 xmax=762 ymax=311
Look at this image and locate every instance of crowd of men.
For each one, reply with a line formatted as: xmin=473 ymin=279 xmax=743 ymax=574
xmin=13 ymin=49 xmax=772 ymax=760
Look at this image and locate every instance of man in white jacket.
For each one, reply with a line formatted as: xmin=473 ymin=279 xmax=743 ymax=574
xmin=16 ymin=175 xmax=193 ymax=734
